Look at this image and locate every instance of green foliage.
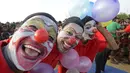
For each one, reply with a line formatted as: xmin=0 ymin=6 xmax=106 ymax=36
xmin=117 ymin=13 xmax=129 ymax=20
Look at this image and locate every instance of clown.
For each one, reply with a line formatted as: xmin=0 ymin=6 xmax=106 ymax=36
xmin=0 ymin=12 xmax=58 ymax=73
xmin=58 ymin=16 xmax=119 ymax=73
xmin=42 ymin=17 xmax=84 ymax=69
xmin=57 ymin=17 xmax=83 ymax=53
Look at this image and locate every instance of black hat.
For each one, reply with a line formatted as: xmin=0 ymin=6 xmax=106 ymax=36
xmin=62 ymin=16 xmax=84 ymax=29
xmin=22 ymin=12 xmax=57 ymax=24
xmin=82 ymin=16 xmax=98 ymax=25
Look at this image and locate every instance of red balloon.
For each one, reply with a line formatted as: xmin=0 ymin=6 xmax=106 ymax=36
xmin=34 ymin=29 xmax=49 ymax=43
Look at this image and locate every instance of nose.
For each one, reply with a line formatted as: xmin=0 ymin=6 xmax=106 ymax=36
xmin=92 ymin=28 xmax=98 ymax=33
xmin=67 ymin=36 xmax=76 ymax=45
xmin=34 ymin=28 xmax=49 ymax=43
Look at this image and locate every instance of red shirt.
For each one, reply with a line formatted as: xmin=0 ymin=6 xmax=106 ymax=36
xmin=42 ymin=44 xmax=62 ymax=68
xmin=0 ymin=39 xmax=15 ymax=73
xmin=124 ymin=25 xmax=130 ymax=33
xmin=75 ymin=31 xmax=107 ymax=62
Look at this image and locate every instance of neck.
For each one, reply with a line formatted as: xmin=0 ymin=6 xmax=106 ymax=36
xmin=2 ymin=45 xmax=23 ymax=73
xmin=82 ymin=39 xmax=88 ymax=45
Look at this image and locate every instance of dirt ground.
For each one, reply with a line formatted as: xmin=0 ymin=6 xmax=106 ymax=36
xmin=107 ymin=60 xmax=130 ymax=73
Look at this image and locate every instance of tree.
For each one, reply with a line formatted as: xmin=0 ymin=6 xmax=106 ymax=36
xmin=128 ymin=14 xmax=130 ymax=18
xmin=117 ymin=13 xmax=129 ymax=19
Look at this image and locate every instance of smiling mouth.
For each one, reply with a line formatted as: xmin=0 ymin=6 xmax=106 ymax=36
xmin=62 ymin=41 xmax=76 ymax=51
xmin=88 ymin=34 xmax=94 ymax=38
xmin=22 ymin=44 xmax=42 ymax=60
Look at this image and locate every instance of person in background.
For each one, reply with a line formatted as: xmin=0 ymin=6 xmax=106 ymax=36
xmin=58 ymin=21 xmax=62 ymax=31
xmin=116 ymin=18 xmax=130 ymax=64
xmin=0 ymin=12 xmax=58 ymax=73
xmin=106 ymin=17 xmax=121 ymax=64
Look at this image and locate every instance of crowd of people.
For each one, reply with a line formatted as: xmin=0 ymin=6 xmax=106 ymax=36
xmin=0 ymin=22 xmax=21 ymax=40
xmin=95 ymin=17 xmax=130 ymax=73
xmin=105 ymin=17 xmax=130 ymax=65
xmin=0 ymin=12 xmax=129 ymax=73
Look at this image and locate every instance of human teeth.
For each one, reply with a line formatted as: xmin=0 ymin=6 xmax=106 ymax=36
xmin=24 ymin=45 xmax=41 ymax=53
xmin=25 ymin=48 xmax=39 ymax=57
xmin=64 ymin=42 xmax=71 ymax=48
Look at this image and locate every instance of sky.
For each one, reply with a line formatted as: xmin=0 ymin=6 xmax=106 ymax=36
xmin=0 ymin=0 xmax=129 ymax=23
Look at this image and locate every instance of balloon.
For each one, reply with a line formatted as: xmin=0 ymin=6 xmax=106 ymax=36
xmin=92 ymin=0 xmax=120 ymax=22
xmin=60 ymin=49 xmax=79 ymax=69
xmin=76 ymin=56 xmax=92 ymax=72
xmin=87 ymin=1 xmax=94 ymax=17
xmin=66 ymin=68 xmax=80 ymax=73
xmin=68 ymin=0 xmax=90 ymax=19
xmin=34 ymin=29 xmax=49 ymax=43
xmin=101 ymin=20 xmax=112 ymax=27
xmin=30 ymin=63 xmax=54 ymax=73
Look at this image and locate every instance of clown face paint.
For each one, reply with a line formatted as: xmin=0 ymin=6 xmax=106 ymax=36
xmin=57 ymin=23 xmax=83 ymax=53
xmin=7 ymin=15 xmax=57 ymax=71
xmin=82 ymin=20 xmax=97 ymax=40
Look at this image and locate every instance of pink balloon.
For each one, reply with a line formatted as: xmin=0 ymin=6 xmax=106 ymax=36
xmin=76 ymin=56 xmax=92 ymax=72
xmin=60 ymin=49 xmax=79 ymax=69
xmin=30 ymin=63 xmax=55 ymax=73
xmin=66 ymin=68 xmax=79 ymax=73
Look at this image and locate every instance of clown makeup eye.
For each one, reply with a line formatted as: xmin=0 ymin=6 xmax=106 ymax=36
xmin=28 ymin=25 xmax=38 ymax=31
xmin=93 ymin=24 xmax=96 ymax=27
xmin=66 ymin=31 xmax=73 ymax=36
xmin=85 ymin=24 xmax=91 ymax=29
xmin=21 ymin=25 xmax=38 ymax=32
xmin=49 ymin=36 xmax=54 ymax=42
xmin=86 ymin=26 xmax=91 ymax=29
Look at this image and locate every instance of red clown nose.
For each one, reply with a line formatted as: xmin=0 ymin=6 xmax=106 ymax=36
xmin=68 ymin=37 xmax=76 ymax=45
xmin=34 ymin=29 xmax=49 ymax=43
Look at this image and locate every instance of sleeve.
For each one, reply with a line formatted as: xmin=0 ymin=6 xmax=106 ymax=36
xmin=41 ymin=45 xmax=61 ymax=68
xmin=98 ymin=40 xmax=108 ymax=52
xmin=95 ymin=30 xmax=107 ymax=42
xmin=95 ymin=30 xmax=109 ymax=52
xmin=124 ymin=25 xmax=130 ymax=33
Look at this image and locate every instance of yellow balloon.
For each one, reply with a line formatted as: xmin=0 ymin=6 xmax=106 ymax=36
xmin=101 ymin=20 xmax=112 ymax=27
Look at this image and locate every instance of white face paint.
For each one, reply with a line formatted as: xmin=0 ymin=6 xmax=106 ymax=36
xmin=7 ymin=15 xmax=57 ymax=71
xmin=57 ymin=23 xmax=83 ymax=53
xmin=82 ymin=20 xmax=97 ymax=40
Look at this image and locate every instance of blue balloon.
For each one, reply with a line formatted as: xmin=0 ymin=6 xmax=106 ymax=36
xmin=92 ymin=0 xmax=120 ymax=22
xmin=68 ymin=0 xmax=90 ymax=19
xmin=87 ymin=2 xmax=94 ymax=17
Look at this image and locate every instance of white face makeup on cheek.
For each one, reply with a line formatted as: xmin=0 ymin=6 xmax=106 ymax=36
xmin=8 ymin=28 xmax=35 ymax=70
xmin=58 ymin=31 xmax=70 ymax=38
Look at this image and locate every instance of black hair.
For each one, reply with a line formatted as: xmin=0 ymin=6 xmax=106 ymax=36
xmin=62 ymin=17 xmax=84 ymax=29
xmin=81 ymin=15 xmax=98 ymax=25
